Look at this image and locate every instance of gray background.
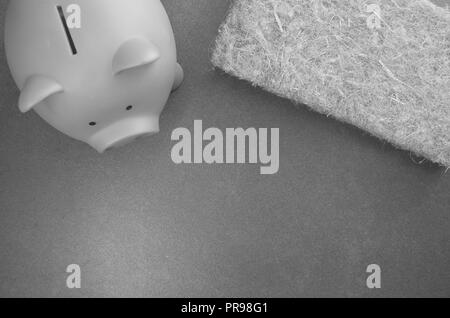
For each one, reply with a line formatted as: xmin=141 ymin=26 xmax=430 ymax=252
xmin=0 ymin=0 xmax=449 ymax=298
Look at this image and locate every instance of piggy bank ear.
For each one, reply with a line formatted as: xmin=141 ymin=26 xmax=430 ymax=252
xmin=18 ymin=75 xmax=63 ymax=113
xmin=112 ymin=38 xmax=160 ymax=75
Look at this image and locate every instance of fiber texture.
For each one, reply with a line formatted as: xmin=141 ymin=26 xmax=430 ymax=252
xmin=212 ymin=0 xmax=450 ymax=167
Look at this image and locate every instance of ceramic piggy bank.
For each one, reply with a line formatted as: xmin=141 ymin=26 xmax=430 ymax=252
xmin=5 ymin=0 xmax=183 ymax=152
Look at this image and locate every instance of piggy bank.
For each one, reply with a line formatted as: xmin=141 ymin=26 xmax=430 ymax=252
xmin=5 ymin=0 xmax=183 ymax=152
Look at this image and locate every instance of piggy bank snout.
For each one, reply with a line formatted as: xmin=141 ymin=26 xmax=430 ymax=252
xmin=88 ymin=116 xmax=160 ymax=153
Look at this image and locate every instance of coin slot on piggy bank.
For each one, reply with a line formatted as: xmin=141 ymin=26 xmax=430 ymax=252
xmin=56 ymin=5 xmax=78 ymax=55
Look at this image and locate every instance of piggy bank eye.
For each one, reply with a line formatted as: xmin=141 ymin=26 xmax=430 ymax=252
xmin=126 ymin=105 xmax=133 ymax=111
xmin=89 ymin=122 xmax=97 ymax=127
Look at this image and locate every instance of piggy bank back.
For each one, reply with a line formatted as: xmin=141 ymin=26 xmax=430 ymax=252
xmin=5 ymin=0 xmax=183 ymax=152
